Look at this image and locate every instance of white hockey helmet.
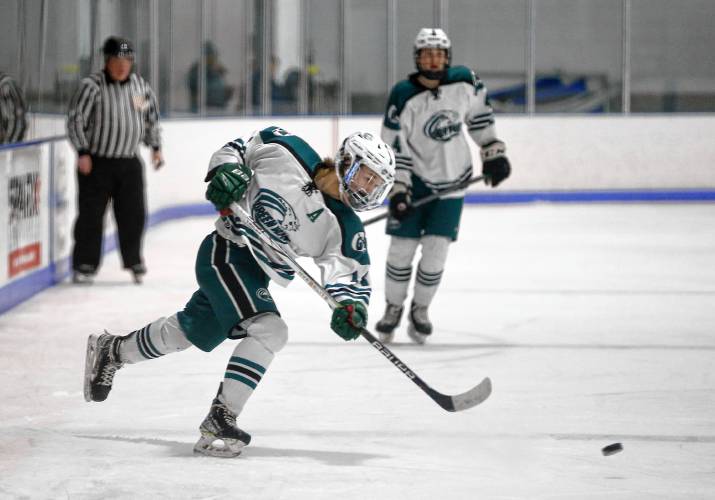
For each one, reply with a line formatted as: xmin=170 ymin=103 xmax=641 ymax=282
xmin=414 ymin=28 xmax=452 ymax=78
xmin=335 ymin=132 xmax=395 ymax=212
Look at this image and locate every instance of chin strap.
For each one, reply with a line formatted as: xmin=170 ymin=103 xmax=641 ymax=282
xmin=418 ymin=69 xmax=446 ymax=81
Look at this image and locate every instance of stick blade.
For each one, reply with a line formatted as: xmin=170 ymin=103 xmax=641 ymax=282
xmin=438 ymin=377 xmax=492 ymax=412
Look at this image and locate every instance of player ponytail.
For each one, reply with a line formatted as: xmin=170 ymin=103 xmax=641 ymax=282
xmin=303 ymin=158 xmax=336 ymax=196
xmin=315 ymin=157 xmax=336 ymax=174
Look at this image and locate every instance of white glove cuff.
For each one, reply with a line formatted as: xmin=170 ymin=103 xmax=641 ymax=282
xmin=480 ymin=140 xmax=506 ymax=162
xmin=389 ymin=181 xmax=410 ymax=196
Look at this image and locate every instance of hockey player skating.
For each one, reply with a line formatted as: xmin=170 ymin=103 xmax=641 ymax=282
xmin=376 ymin=28 xmax=511 ymax=344
xmin=84 ymin=127 xmax=395 ymax=457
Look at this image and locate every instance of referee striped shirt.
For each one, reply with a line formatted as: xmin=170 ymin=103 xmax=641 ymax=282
xmin=67 ymin=70 xmax=161 ymax=158
xmin=0 ymin=72 xmax=28 ymax=144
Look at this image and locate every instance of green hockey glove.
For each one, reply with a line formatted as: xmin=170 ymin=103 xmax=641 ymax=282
xmin=205 ymin=163 xmax=253 ymax=210
xmin=330 ymin=300 xmax=367 ymax=341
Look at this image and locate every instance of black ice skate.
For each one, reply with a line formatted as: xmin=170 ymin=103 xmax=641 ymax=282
xmin=129 ymin=264 xmax=146 ymax=284
xmin=72 ymin=265 xmax=96 ymax=285
xmin=84 ymin=332 xmax=124 ymax=402
xmin=375 ymin=303 xmax=404 ymax=344
xmin=194 ymin=388 xmax=252 ymax=458
xmin=407 ymin=302 xmax=433 ymax=344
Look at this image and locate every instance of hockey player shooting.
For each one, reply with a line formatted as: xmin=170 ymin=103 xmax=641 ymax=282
xmin=83 ymin=127 xmax=395 ymax=457
xmin=376 ymin=28 xmax=512 ymax=344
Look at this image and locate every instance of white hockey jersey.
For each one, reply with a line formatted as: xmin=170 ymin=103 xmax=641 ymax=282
xmin=381 ymin=66 xmax=499 ymax=197
xmin=207 ymin=126 xmax=371 ymax=307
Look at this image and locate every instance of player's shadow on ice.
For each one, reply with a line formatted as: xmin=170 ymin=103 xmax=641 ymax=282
xmin=243 ymin=446 xmax=385 ymax=465
xmin=57 ymin=281 xmax=139 ymax=288
xmin=382 ymin=342 xmax=491 ymax=350
xmin=75 ymin=434 xmax=385 ymax=465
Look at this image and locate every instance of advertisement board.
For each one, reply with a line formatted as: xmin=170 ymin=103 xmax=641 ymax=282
xmin=1 ymin=147 xmax=47 ymax=283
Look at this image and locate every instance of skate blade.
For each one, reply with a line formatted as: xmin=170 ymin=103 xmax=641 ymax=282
xmin=193 ymin=435 xmax=245 ymax=458
xmin=83 ymin=334 xmax=100 ymax=402
xmin=377 ymin=331 xmax=395 ymax=344
xmin=407 ymin=325 xmax=428 ymax=345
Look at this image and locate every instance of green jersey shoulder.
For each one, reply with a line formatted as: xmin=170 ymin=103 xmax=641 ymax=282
xmin=443 ymin=66 xmax=486 ymax=95
xmin=258 ymin=126 xmax=323 ymax=176
xmin=322 ymin=194 xmax=370 ymax=266
xmin=383 ymin=79 xmax=424 ymax=130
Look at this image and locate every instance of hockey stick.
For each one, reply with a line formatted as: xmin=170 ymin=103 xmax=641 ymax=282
xmin=230 ymin=202 xmax=492 ymax=412
xmin=362 ymin=175 xmax=486 ymax=226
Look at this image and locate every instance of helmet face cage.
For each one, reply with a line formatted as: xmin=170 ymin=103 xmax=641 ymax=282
xmin=336 ymin=133 xmax=395 ymax=212
xmin=413 ymin=28 xmax=451 ymax=77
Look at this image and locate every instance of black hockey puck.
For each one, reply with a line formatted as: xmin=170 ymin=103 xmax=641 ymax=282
xmin=601 ymin=443 xmax=623 ymax=456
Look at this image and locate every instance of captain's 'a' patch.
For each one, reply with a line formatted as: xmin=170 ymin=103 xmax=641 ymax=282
xmin=307 ymin=208 xmax=324 ymax=222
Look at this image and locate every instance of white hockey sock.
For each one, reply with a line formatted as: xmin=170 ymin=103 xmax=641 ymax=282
xmin=412 ymin=235 xmax=451 ymax=307
xmin=384 ymin=237 xmax=419 ymax=306
xmin=118 ymin=314 xmax=193 ymax=364
xmin=221 ymin=337 xmax=274 ymax=416
xmin=221 ymin=313 xmax=288 ymax=415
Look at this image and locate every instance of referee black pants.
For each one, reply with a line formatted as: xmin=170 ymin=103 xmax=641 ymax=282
xmin=72 ymin=155 xmax=146 ymax=273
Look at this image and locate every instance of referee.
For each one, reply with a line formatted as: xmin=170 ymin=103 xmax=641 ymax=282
xmin=67 ymin=36 xmax=164 ymax=284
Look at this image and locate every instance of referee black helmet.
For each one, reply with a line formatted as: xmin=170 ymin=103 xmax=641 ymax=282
xmin=102 ymin=37 xmax=134 ymax=59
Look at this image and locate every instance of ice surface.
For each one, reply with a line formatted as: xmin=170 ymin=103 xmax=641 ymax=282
xmin=1 ymin=204 xmax=714 ymax=499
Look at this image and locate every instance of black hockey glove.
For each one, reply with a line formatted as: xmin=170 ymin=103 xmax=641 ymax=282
xmin=388 ymin=184 xmax=412 ymax=221
xmin=481 ymin=140 xmax=511 ymax=188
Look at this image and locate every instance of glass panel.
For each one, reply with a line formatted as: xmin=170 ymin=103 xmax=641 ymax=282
xmin=249 ymin=0 xmax=267 ymax=115
xmin=449 ymin=0 xmax=528 ymax=114
xmin=165 ymin=0 xmax=202 ymax=116
xmin=11 ymin=0 xmax=715 ymax=120
xmin=130 ymin=1 xmax=154 ymax=90
xmin=534 ymin=0 xmax=622 ymax=113
xmin=14 ymin=0 xmax=42 ymax=118
xmin=396 ymin=0 xmax=435 ymax=83
xmin=346 ymin=0 xmax=389 ymax=113
xmin=157 ymin=0 xmax=172 ymax=115
xmin=306 ymin=0 xmax=342 ymax=114
xmin=203 ymin=0 xmax=249 ymax=115
xmin=0 ymin=0 xmax=21 ymax=78
xmin=0 ymin=0 xmax=28 ymax=141
xmin=273 ymin=0 xmax=301 ymax=115
xmin=42 ymin=0 xmax=90 ymax=116
xmin=114 ymin=1 xmax=141 ymax=47
xmin=631 ymin=0 xmax=715 ymax=112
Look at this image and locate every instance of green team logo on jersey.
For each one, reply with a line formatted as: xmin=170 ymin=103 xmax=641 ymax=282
xmin=270 ymin=127 xmax=291 ymax=137
xmin=256 ymin=288 xmax=274 ymax=303
xmin=385 ymin=104 xmax=400 ymax=127
xmin=351 ymin=232 xmax=367 ymax=253
xmin=252 ymin=188 xmax=300 ymax=244
xmin=423 ymin=110 xmax=462 ymax=142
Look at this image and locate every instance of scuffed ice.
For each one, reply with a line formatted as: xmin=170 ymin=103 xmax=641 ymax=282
xmin=1 ymin=204 xmax=714 ymax=499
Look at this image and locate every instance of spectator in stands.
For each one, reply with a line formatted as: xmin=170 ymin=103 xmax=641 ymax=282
xmin=66 ymin=36 xmax=164 ymax=285
xmin=251 ymin=55 xmax=287 ymax=113
xmin=0 ymin=71 xmax=28 ymax=144
xmin=187 ymin=42 xmax=235 ymax=112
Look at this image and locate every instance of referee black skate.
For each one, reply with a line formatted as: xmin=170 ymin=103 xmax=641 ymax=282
xmin=67 ymin=36 xmax=164 ymax=285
